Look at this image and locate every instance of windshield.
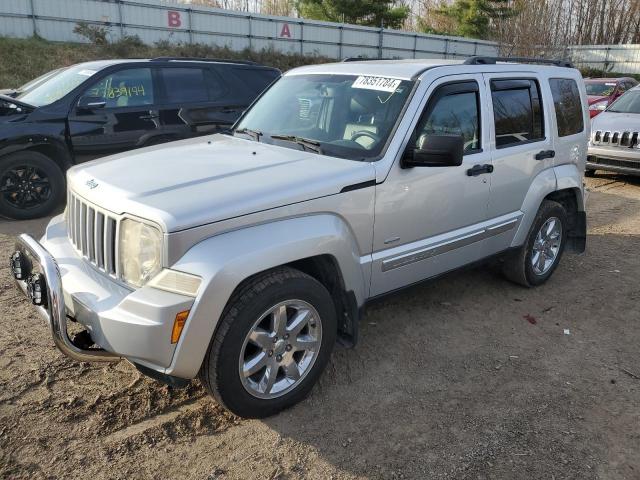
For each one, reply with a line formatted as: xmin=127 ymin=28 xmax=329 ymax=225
xmin=607 ymin=91 xmax=640 ymax=114
xmin=235 ymin=74 xmax=415 ymax=161
xmin=16 ymin=67 xmax=66 ymax=95
xmin=17 ymin=65 xmax=100 ymax=107
xmin=585 ymin=82 xmax=616 ymax=97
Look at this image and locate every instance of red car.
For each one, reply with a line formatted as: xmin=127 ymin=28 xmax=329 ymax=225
xmin=585 ymin=77 xmax=638 ymax=118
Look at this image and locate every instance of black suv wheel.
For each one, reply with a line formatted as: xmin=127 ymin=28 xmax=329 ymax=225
xmin=0 ymin=151 xmax=65 ymax=220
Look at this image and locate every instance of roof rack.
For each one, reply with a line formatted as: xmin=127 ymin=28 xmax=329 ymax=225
xmin=342 ymin=57 xmax=396 ymax=62
xmin=150 ymin=56 xmax=258 ymax=65
xmin=463 ymin=56 xmax=574 ymax=68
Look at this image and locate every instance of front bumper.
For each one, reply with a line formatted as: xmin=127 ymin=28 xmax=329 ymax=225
xmin=12 ymin=215 xmax=195 ymax=375
xmin=587 ymin=146 xmax=640 ymax=175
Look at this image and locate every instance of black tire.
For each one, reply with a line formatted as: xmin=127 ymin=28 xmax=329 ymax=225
xmin=0 ymin=151 xmax=65 ymax=220
xmin=585 ymin=169 xmax=596 ymax=177
xmin=502 ymin=200 xmax=568 ymax=287
xmin=199 ymin=267 xmax=337 ymax=418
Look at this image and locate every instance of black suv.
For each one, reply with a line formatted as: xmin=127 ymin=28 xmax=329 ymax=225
xmin=0 ymin=57 xmax=280 ymax=220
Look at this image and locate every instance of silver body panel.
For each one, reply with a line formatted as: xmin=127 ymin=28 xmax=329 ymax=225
xmin=31 ymin=60 xmax=587 ymax=378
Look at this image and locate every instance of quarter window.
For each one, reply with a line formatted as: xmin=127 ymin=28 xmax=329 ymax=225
xmin=491 ymin=79 xmax=544 ymax=148
xmin=160 ymin=68 xmax=210 ymax=103
xmin=414 ymin=82 xmax=480 ymax=153
xmin=549 ymin=78 xmax=584 ymax=137
xmin=84 ymin=68 xmax=154 ymax=108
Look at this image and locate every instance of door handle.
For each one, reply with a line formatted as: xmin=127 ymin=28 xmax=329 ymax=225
xmin=140 ymin=114 xmax=159 ymax=120
xmin=535 ymin=150 xmax=555 ymax=160
xmin=466 ymin=164 xmax=494 ymax=177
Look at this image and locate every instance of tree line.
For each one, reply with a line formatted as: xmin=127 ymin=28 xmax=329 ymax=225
xmin=182 ymin=0 xmax=640 ymax=47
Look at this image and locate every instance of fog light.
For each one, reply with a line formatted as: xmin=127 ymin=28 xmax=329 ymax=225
xmin=10 ymin=251 xmax=29 ymax=280
xmin=26 ymin=273 xmax=47 ymax=307
xmin=171 ymin=310 xmax=190 ymax=344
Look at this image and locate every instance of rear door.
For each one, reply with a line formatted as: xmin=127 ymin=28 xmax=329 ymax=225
xmin=483 ymin=73 xmax=554 ymax=242
xmin=156 ymin=65 xmax=240 ymax=139
xmin=68 ymin=67 xmax=159 ymax=162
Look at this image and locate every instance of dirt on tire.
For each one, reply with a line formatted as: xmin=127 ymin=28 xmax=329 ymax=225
xmin=1 ymin=174 xmax=639 ymax=479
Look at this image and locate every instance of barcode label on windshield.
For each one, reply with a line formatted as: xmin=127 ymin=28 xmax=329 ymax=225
xmin=352 ymin=76 xmax=402 ymax=92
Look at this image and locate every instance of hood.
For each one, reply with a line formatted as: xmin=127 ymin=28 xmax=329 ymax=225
xmin=68 ymin=134 xmax=376 ymax=232
xmin=588 ymin=95 xmax=609 ymax=105
xmin=591 ymin=111 xmax=640 ymax=133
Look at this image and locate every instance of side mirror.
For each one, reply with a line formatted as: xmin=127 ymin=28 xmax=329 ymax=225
xmin=401 ymin=134 xmax=464 ymax=168
xmin=77 ymin=96 xmax=106 ymax=111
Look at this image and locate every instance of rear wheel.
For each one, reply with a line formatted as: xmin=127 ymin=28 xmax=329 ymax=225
xmin=502 ymin=200 xmax=568 ymax=287
xmin=0 ymin=151 xmax=65 ymax=220
xmin=199 ymin=267 xmax=336 ymax=418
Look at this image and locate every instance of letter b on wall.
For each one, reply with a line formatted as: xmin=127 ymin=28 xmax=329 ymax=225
xmin=168 ymin=11 xmax=182 ymax=28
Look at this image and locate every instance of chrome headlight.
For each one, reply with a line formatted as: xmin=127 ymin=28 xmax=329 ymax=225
xmin=589 ymin=100 xmax=608 ymax=112
xmin=119 ymin=219 xmax=163 ymax=288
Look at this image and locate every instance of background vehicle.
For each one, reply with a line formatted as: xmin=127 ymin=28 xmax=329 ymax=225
xmin=587 ymin=85 xmax=640 ymax=176
xmin=12 ymin=57 xmax=588 ymax=418
xmin=585 ymin=77 xmax=638 ymax=118
xmin=0 ymin=57 xmax=280 ymax=220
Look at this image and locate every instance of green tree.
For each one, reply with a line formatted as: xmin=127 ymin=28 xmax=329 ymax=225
xmin=426 ymin=0 xmax=519 ymax=39
xmin=297 ymin=0 xmax=410 ymax=30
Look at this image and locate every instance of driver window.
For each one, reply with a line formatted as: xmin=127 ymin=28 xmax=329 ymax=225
xmin=413 ymin=83 xmax=480 ymax=153
xmin=82 ymin=68 xmax=154 ymax=108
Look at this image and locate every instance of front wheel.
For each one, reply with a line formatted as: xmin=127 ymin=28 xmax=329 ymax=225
xmin=0 ymin=151 xmax=65 ymax=220
xmin=199 ymin=267 xmax=336 ymax=418
xmin=502 ymin=200 xmax=568 ymax=287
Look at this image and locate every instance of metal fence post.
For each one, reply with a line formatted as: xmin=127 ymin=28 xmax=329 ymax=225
xmin=29 ymin=0 xmax=37 ymax=37
xmin=117 ymin=0 xmax=124 ymax=39
xmin=338 ymin=26 xmax=343 ymax=59
xmin=413 ymin=34 xmax=417 ymax=59
xmin=444 ymin=38 xmax=449 ymax=59
xmin=378 ymin=27 xmax=383 ymax=59
xmin=300 ymin=21 xmax=303 ymax=55
xmin=248 ymin=14 xmax=252 ymax=51
xmin=188 ymin=8 xmax=193 ymax=44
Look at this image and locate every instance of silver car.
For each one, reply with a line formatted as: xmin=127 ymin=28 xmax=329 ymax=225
xmin=587 ymin=85 xmax=640 ymax=176
xmin=11 ymin=57 xmax=589 ymax=418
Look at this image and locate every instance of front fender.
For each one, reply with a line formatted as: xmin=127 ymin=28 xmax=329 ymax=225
xmin=164 ymin=214 xmax=367 ymax=378
xmin=511 ymin=168 xmax=557 ymax=248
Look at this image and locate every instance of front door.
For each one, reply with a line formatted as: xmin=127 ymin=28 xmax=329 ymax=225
xmin=68 ymin=67 xmax=160 ymax=163
xmin=371 ymin=74 xmax=492 ymax=297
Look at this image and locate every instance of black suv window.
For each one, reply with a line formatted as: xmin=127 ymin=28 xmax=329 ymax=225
xmin=233 ymin=67 xmax=279 ymax=93
xmin=84 ymin=68 xmax=154 ymax=108
xmin=414 ymin=81 xmax=480 ymax=153
xmin=160 ymin=67 xmax=211 ymax=103
xmin=491 ymin=79 xmax=544 ymax=148
xmin=549 ymin=78 xmax=584 ymax=137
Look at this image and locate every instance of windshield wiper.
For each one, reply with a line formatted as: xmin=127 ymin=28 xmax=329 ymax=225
xmin=270 ymin=134 xmax=323 ymax=154
xmin=234 ymin=128 xmax=263 ymax=142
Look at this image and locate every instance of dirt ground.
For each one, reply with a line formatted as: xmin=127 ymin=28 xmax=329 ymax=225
xmin=1 ymin=174 xmax=639 ymax=480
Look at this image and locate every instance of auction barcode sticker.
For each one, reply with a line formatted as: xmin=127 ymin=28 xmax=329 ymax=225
xmin=352 ymin=76 xmax=402 ymax=92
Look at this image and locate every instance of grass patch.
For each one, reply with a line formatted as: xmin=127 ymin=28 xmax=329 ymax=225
xmin=0 ymin=35 xmax=332 ymax=88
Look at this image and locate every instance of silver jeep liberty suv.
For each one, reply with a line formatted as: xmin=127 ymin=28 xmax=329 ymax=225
xmin=11 ymin=57 xmax=589 ymax=418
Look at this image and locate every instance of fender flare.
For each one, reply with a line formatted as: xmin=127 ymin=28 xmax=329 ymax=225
xmin=0 ymin=135 xmax=73 ymax=170
xmin=164 ymin=214 xmax=367 ymax=378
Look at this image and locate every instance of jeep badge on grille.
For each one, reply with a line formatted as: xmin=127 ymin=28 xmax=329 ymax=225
xmin=86 ymin=179 xmax=99 ymax=189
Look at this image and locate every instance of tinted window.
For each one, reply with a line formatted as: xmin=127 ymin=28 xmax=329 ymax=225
xmin=491 ymin=79 xmax=544 ymax=148
xmin=233 ymin=68 xmax=279 ymax=93
xmin=549 ymin=78 xmax=584 ymax=137
xmin=608 ymin=91 xmax=640 ymax=114
xmin=161 ymin=68 xmax=209 ymax=103
xmin=414 ymin=87 xmax=480 ymax=153
xmin=585 ymin=82 xmax=616 ymax=96
xmin=84 ymin=68 xmax=154 ymax=108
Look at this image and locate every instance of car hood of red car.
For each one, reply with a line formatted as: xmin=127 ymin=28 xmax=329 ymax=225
xmin=587 ymin=95 xmax=609 ymax=105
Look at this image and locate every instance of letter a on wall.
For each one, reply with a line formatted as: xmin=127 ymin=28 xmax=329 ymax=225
xmin=279 ymin=23 xmax=291 ymax=38
xmin=168 ymin=11 xmax=182 ymax=28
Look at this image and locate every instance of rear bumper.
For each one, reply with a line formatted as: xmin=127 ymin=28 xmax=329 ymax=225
xmin=12 ymin=215 xmax=195 ymax=375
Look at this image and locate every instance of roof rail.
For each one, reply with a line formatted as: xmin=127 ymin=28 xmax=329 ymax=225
xmin=150 ymin=56 xmax=258 ymax=66
xmin=463 ymin=56 xmax=574 ymax=68
xmin=342 ymin=57 xmax=396 ymax=62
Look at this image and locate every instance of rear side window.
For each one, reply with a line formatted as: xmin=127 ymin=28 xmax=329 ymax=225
xmin=491 ymin=79 xmax=544 ymax=148
xmin=549 ymin=78 xmax=584 ymax=137
xmin=160 ymin=68 xmax=209 ymax=103
xmin=233 ymin=68 xmax=279 ymax=93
